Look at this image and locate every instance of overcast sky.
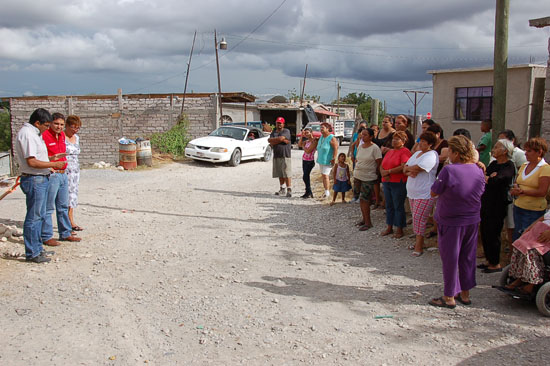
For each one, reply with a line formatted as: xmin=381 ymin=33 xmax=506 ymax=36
xmin=1 ymin=0 xmax=549 ymax=114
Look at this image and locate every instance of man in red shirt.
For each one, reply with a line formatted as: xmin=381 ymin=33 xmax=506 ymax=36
xmin=41 ymin=113 xmax=81 ymax=245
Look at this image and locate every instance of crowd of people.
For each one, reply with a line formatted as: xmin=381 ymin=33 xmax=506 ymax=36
xmin=269 ymin=114 xmax=550 ymax=309
xmin=15 ymin=108 xmax=83 ymax=263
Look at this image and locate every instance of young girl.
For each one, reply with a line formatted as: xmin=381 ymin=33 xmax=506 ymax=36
xmin=331 ymin=153 xmax=352 ymax=205
xmin=298 ymin=127 xmax=317 ymax=198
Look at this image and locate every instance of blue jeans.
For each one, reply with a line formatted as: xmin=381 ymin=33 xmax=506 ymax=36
xmin=20 ymin=175 xmax=49 ymax=259
xmin=383 ymin=181 xmax=407 ymax=228
xmin=41 ymin=172 xmax=72 ymax=241
xmin=513 ymin=205 xmax=546 ymax=241
xmin=302 ymin=160 xmax=315 ymax=195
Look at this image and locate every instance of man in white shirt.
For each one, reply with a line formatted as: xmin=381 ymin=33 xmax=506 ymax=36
xmin=16 ymin=108 xmax=65 ymax=263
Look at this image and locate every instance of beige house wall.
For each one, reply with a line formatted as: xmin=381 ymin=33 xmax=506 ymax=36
xmin=223 ymin=104 xmax=261 ymax=123
xmin=326 ymin=104 xmax=357 ymax=120
xmin=430 ymin=65 xmax=546 ymax=144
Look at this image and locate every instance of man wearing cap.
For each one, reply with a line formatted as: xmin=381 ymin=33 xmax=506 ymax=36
xmin=41 ymin=112 xmax=81 ymax=246
xmin=15 ymin=108 xmax=66 ymax=263
xmin=268 ymin=117 xmax=292 ymax=197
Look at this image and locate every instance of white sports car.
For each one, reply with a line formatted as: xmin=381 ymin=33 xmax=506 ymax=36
xmin=184 ymin=126 xmax=272 ymax=166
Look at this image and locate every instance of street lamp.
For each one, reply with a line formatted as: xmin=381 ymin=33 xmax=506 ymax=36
xmin=214 ymin=30 xmax=227 ymax=124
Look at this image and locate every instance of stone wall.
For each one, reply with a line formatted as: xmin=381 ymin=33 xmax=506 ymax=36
xmin=542 ymin=38 xmax=550 ymax=150
xmin=9 ymin=93 xmax=217 ymax=166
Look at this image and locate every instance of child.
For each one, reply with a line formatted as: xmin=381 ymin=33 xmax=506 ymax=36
xmin=330 ymin=153 xmax=352 ymax=205
xmin=477 ymin=119 xmax=492 ymax=168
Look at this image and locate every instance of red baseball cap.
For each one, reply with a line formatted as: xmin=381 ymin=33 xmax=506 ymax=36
xmin=275 ymin=117 xmax=285 ymax=124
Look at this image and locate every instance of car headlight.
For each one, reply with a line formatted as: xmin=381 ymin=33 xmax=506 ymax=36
xmin=187 ymin=143 xmax=196 ymax=149
xmin=211 ymin=147 xmax=228 ymax=153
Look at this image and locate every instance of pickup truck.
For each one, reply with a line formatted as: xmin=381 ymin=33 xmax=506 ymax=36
xmin=296 ymin=121 xmax=345 ymax=146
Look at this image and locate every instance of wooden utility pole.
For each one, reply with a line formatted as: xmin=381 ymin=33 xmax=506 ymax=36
xmin=299 ymin=64 xmax=308 ymax=106
xmin=492 ymin=0 xmax=509 ymax=141
xmin=371 ymin=99 xmax=379 ymax=126
xmin=336 ymin=83 xmax=341 ymax=119
xmin=180 ymin=30 xmax=197 ymax=119
xmin=529 ymin=16 xmax=550 ymax=150
xmin=214 ymin=29 xmax=223 ymax=124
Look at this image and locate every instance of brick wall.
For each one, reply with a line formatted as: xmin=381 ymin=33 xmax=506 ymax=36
xmin=9 ymin=93 xmax=217 ymax=167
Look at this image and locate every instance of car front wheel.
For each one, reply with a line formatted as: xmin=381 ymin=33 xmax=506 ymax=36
xmin=228 ymin=149 xmax=241 ymax=167
xmin=262 ymin=146 xmax=272 ymax=162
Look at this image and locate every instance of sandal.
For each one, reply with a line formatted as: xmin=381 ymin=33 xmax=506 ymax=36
xmin=429 ymin=296 xmax=456 ymax=309
xmin=426 ymin=231 xmax=437 ymax=239
xmin=72 ymin=226 xmax=84 ymax=231
xmin=412 ymin=251 xmax=423 ymax=257
xmin=359 ymin=224 xmax=373 ymax=231
xmin=454 ymin=295 xmax=472 ymax=306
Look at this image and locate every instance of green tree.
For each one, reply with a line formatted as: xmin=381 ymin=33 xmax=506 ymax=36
xmin=0 ymin=108 xmax=11 ymax=151
xmin=286 ymin=88 xmax=320 ymax=103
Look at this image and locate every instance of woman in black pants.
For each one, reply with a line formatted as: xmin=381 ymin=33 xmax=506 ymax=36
xmin=479 ymin=139 xmax=516 ymax=273
xmin=298 ymin=127 xmax=317 ymax=198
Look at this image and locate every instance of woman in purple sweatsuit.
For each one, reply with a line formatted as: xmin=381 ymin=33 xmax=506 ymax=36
xmin=429 ymin=135 xmax=486 ymax=308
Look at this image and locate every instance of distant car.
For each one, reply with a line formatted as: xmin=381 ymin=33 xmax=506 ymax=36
xmin=222 ymin=121 xmax=264 ymax=129
xmin=296 ymin=122 xmax=322 ymax=141
xmin=295 ymin=121 xmax=345 ymax=149
xmin=185 ymin=126 xmax=272 ymax=167
xmin=342 ymin=120 xmax=355 ymax=143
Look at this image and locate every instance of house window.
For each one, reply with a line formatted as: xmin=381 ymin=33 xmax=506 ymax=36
xmin=333 ymin=109 xmax=345 ymax=117
xmin=454 ymin=87 xmax=493 ymax=121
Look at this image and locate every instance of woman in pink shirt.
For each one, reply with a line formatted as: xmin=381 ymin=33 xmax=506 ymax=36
xmin=298 ymin=127 xmax=317 ymax=198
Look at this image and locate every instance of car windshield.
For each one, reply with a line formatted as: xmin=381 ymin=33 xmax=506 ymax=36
xmin=344 ymin=121 xmax=354 ymax=128
xmin=307 ymin=124 xmax=321 ymax=132
xmin=209 ymin=127 xmax=247 ymax=140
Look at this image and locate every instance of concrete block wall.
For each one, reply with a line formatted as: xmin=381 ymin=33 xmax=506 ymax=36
xmin=542 ymin=38 xmax=550 ymax=146
xmin=9 ymin=94 xmax=217 ymax=167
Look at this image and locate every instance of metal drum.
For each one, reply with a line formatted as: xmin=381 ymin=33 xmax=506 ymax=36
xmin=136 ymin=140 xmax=152 ymax=167
xmin=119 ymin=143 xmax=137 ymax=170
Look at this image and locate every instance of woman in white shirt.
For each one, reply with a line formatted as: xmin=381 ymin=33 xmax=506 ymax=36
xmin=403 ymin=131 xmax=439 ymax=256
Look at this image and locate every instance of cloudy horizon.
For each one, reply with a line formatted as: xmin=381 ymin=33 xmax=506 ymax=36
xmin=1 ymin=0 xmax=549 ymax=114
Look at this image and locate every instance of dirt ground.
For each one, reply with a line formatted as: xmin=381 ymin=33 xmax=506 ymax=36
xmin=1 ymin=147 xmax=549 ymax=366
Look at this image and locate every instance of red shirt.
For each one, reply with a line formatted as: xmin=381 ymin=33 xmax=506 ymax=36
xmin=381 ymin=147 xmax=411 ymax=183
xmin=42 ymin=129 xmax=68 ymax=170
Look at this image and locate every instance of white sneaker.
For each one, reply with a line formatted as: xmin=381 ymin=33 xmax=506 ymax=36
xmin=275 ymin=187 xmax=286 ymax=196
xmin=349 ymin=197 xmax=358 ymax=204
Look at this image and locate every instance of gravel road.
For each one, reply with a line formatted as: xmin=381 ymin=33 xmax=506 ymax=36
xmin=1 ymin=147 xmax=549 ymax=365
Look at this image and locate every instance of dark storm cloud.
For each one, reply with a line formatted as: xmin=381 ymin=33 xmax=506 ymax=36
xmin=0 ymin=0 xmax=548 ymax=106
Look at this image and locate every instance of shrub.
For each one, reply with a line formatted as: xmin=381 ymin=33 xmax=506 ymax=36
xmin=0 ymin=110 xmax=11 ymax=151
xmin=150 ymin=116 xmax=191 ymax=157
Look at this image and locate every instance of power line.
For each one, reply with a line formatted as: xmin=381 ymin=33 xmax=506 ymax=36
xmin=225 ymin=34 xmax=546 ymax=51
xmin=189 ymin=0 xmax=287 ymax=73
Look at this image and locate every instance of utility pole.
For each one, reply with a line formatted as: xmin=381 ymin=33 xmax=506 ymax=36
xmin=299 ymin=64 xmax=308 ymax=106
xmin=403 ymin=90 xmax=429 ymax=138
xmin=180 ymin=30 xmax=197 ymax=119
xmin=371 ymin=99 xmax=379 ymax=126
xmin=493 ymin=0 xmax=510 ymax=142
xmin=214 ymin=29 xmax=223 ymax=124
xmin=337 ymin=83 xmax=341 ymax=120
xmin=529 ymin=16 xmax=550 ymax=143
